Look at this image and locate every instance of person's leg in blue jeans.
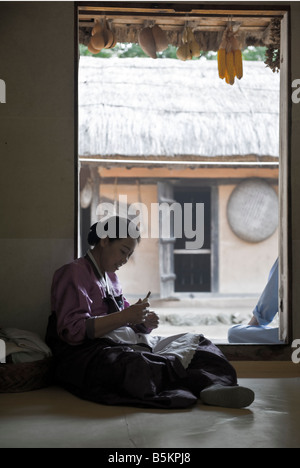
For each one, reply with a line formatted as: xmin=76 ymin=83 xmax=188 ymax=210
xmin=228 ymin=259 xmax=283 ymax=344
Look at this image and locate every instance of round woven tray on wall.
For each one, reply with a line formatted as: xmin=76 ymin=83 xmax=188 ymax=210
xmin=0 ymin=357 xmax=55 ymax=393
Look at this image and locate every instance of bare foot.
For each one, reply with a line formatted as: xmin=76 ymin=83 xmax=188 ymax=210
xmin=248 ymin=316 xmax=259 ymax=326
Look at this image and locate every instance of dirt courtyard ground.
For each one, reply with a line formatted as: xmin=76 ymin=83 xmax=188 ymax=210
xmin=146 ymin=295 xmax=279 ymax=343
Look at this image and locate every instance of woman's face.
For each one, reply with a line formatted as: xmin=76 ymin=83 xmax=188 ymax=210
xmin=99 ymin=236 xmax=138 ymax=273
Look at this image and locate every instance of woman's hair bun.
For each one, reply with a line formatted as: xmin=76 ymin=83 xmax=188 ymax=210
xmin=87 ymin=223 xmax=100 ymax=246
xmin=87 ymin=216 xmax=141 ymax=246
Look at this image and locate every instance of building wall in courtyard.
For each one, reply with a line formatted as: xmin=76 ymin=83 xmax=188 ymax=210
xmin=97 ymin=178 xmax=278 ymax=299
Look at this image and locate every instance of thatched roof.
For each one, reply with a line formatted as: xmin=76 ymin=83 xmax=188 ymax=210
xmin=78 ymin=56 xmax=279 ymax=161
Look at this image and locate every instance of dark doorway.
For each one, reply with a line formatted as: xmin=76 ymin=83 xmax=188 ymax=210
xmin=174 ymin=187 xmax=211 ymax=292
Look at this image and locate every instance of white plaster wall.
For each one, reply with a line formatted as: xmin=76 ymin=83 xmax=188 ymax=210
xmin=0 ymin=3 xmax=75 ymax=336
xmin=218 ymin=185 xmax=279 ymax=294
xmin=98 ymin=183 xmax=161 ymax=299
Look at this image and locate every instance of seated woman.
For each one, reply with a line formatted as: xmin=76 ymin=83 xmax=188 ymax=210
xmin=228 ymin=259 xmax=282 ymax=344
xmin=46 ymin=216 xmax=254 ymax=410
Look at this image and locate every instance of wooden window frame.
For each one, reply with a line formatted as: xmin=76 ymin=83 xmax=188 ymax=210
xmin=76 ymin=2 xmax=292 ymax=361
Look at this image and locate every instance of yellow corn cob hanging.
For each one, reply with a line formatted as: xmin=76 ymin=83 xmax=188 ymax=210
xmin=234 ymin=49 xmax=243 ymax=79
xmin=225 ymin=51 xmax=235 ymax=85
xmin=217 ymin=22 xmax=244 ymax=85
xmin=225 ymin=70 xmax=230 ymax=85
xmin=218 ymin=48 xmax=226 ymax=79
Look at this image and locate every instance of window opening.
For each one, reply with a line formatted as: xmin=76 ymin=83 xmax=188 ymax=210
xmin=77 ymin=3 xmax=289 ymax=350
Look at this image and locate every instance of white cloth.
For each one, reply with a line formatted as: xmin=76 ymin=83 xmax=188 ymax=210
xmin=103 ymin=327 xmax=200 ymax=369
xmin=0 ymin=328 xmax=52 ymax=363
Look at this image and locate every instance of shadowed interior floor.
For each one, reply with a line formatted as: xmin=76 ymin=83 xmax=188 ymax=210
xmin=0 ymin=373 xmax=299 ymax=448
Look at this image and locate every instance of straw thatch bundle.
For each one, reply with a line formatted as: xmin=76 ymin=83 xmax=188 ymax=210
xmin=79 ymin=56 xmax=279 ymax=161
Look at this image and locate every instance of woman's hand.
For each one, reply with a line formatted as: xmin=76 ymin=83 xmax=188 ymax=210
xmin=93 ymin=297 xmax=159 ymax=339
xmin=123 ymin=295 xmax=159 ymax=329
xmin=123 ymin=299 xmax=150 ymax=326
xmin=144 ymin=311 xmax=159 ymax=330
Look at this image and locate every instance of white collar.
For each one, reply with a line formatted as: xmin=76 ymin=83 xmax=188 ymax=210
xmin=87 ymin=249 xmax=111 ymax=294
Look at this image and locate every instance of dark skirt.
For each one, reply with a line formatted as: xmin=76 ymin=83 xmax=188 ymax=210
xmin=46 ymin=313 xmax=237 ymax=409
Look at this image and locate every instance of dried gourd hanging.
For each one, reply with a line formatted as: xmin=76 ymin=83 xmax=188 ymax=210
xmin=218 ymin=24 xmax=243 ymax=85
xmin=138 ymin=24 xmax=168 ymax=58
xmin=176 ymin=26 xmax=200 ymax=61
xmin=87 ymin=18 xmax=117 ymax=55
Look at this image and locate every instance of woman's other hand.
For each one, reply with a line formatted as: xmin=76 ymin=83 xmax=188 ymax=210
xmin=144 ymin=311 xmax=159 ymax=330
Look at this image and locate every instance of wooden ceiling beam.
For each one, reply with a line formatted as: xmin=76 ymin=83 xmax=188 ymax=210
xmin=77 ymin=5 xmax=284 ymax=33
xmin=77 ymin=4 xmax=287 ymax=17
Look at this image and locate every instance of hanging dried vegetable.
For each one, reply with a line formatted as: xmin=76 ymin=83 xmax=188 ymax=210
xmin=138 ymin=24 xmax=169 ymax=58
xmin=176 ymin=27 xmax=201 ymax=61
xmin=218 ymin=25 xmax=243 ymax=85
xmin=87 ymin=19 xmax=117 ymax=54
xmin=264 ymin=18 xmax=280 ymax=73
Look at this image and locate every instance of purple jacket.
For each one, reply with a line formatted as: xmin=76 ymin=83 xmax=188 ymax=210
xmin=51 ymin=256 xmax=130 ymax=345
